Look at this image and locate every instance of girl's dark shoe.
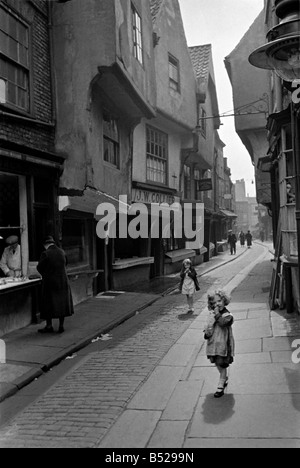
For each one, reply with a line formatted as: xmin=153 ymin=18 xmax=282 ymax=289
xmin=58 ymin=326 xmax=65 ymax=334
xmin=214 ymin=388 xmax=225 ymax=398
xmin=38 ymin=327 xmax=54 ymax=334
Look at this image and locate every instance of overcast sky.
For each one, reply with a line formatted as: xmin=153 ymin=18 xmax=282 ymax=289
xmin=178 ymin=0 xmax=264 ymax=197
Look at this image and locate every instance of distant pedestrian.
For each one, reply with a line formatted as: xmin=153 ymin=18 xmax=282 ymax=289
xmin=179 ymin=259 xmax=200 ymax=314
xmin=245 ymin=231 xmax=253 ymax=248
xmin=239 ymin=231 xmax=245 ymax=247
xmin=227 ymin=231 xmax=237 ymax=255
xmin=260 ymin=230 xmax=265 ymax=243
xmin=204 ymin=290 xmax=235 ymax=398
xmin=37 ymin=236 xmax=74 ymax=334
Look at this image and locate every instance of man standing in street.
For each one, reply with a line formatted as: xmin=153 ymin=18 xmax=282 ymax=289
xmin=0 ymin=235 xmax=22 ymax=278
xmin=246 ymin=230 xmax=253 ymax=249
xmin=228 ymin=230 xmax=237 ymax=255
xmin=37 ymin=236 xmax=74 ymax=334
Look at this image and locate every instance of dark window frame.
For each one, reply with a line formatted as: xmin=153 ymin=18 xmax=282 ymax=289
xmin=132 ymin=3 xmax=143 ymax=65
xmin=103 ymin=109 xmax=120 ymax=169
xmin=184 ymin=165 xmax=191 ymax=200
xmin=0 ymin=4 xmax=30 ymax=113
xmin=146 ymin=125 xmax=168 ymax=186
xmin=198 ymin=106 xmax=207 ymax=139
xmin=62 ymin=213 xmax=93 ymax=269
xmin=168 ymin=54 xmax=180 ymax=93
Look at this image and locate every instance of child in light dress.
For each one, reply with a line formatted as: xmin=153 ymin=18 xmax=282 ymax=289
xmin=204 ymin=290 xmax=235 ymax=398
xmin=179 ymin=259 xmax=200 ymax=314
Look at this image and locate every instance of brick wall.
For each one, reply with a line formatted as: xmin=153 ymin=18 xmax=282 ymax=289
xmin=0 ymin=0 xmax=55 ymax=153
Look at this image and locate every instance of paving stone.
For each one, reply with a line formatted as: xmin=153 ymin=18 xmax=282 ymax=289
xmin=235 ymin=339 xmax=262 ymax=354
xmin=234 ymin=319 xmax=272 ymax=340
xmin=177 ymin=329 xmax=202 ymax=345
xmin=189 ymin=394 xmax=300 ymax=440
xmin=247 ymin=310 xmax=270 ymax=319
xmin=99 ymin=410 xmax=162 ymax=448
xmin=147 ymin=420 xmax=189 ymax=448
xmin=159 ymin=344 xmax=196 ymax=367
xmin=271 ymin=351 xmax=295 ymax=363
xmin=194 ymin=355 xmax=216 ymax=367
xmin=161 ymin=381 xmax=203 ymax=421
xmin=233 ymin=352 xmax=272 ymax=365
xmin=263 ymin=337 xmax=295 ymax=352
xmin=0 ymin=363 xmax=33 ymax=383
xmin=271 ymin=315 xmax=300 ymax=337
xmin=127 ymin=366 xmax=184 ymax=411
xmin=229 ymin=363 xmax=300 ymax=394
xmin=184 ymin=438 xmax=300 ymax=449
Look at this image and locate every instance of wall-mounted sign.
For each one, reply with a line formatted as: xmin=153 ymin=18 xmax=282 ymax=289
xmin=132 ymin=188 xmax=180 ymax=206
xmin=197 ymin=179 xmax=213 ymax=192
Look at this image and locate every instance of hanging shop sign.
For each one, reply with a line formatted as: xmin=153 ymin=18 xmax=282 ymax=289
xmin=197 ymin=179 xmax=213 ymax=192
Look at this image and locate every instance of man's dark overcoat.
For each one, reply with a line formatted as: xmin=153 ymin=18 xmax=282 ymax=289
xmin=37 ymin=244 xmax=74 ymax=320
xmin=245 ymin=232 xmax=253 ymax=247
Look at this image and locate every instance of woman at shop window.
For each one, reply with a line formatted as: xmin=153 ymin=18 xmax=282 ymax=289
xmin=0 ymin=236 xmax=22 ymax=278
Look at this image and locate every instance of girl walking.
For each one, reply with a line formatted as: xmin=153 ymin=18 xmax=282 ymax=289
xmin=204 ymin=290 xmax=235 ymax=398
xmin=179 ymin=259 xmax=200 ymax=314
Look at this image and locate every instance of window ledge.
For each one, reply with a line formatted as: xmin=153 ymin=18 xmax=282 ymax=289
xmin=165 ymin=249 xmax=196 ymax=264
xmin=67 ymin=269 xmax=103 ymax=279
xmin=0 ymin=278 xmax=41 ymax=294
xmin=113 ymin=257 xmax=154 ymax=270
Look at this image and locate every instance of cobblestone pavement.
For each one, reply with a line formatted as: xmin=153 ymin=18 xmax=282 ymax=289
xmin=0 ymin=245 xmax=268 ymax=448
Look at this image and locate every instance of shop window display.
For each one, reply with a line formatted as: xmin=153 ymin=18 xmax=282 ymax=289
xmin=0 ymin=172 xmax=22 ymax=281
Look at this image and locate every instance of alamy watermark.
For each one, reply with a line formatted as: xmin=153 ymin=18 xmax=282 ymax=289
xmin=0 ymin=339 xmax=6 ymax=364
xmin=292 ymin=80 xmax=300 ymax=104
xmin=292 ymin=339 xmax=300 ymax=364
xmin=96 ymin=196 xmax=204 ymax=250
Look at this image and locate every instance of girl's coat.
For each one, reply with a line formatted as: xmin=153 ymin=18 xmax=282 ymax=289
xmin=179 ymin=266 xmax=200 ymax=293
xmin=205 ymin=308 xmax=235 ymax=358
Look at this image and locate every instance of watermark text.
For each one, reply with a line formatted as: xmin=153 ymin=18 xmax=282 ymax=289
xmin=292 ymin=339 xmax=300 ymax=364
xmin=96 ymin=197 xmax=204 ymax=250
xmin=0 ymin=339 xmax=6 ymax=364
xmin=292 ymin=80 xmax=300 ymax=104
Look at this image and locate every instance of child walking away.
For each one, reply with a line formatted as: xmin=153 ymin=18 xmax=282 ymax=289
xmin=204 ymin=290 xmax=235 ymax=398
xmin=179 ymin=259 xmax=200 ymax=314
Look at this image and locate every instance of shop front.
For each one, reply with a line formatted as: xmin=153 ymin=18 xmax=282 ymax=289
xmin=130 ymin=183 xmax=206 ymax=277
xmin=0 ymin=145 xmax=63 ymax=336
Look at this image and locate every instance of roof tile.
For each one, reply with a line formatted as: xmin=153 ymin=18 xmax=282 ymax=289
xmin=150 ymin=0 xmax=164 ymax=23
xmin=189 ymin=44 xmax=212 ymax=82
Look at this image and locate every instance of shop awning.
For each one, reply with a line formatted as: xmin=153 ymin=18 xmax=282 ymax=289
xmin=219 ymin=210 xmax=237 ymax=219
xmin=165 ymin=249 xmax=196 ymax=264
xmin=59 ymin=187 xmax=130 ymax=217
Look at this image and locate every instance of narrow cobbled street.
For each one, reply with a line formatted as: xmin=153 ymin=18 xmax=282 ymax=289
xmin=1 ymin=243 xmax=299 ymax=448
